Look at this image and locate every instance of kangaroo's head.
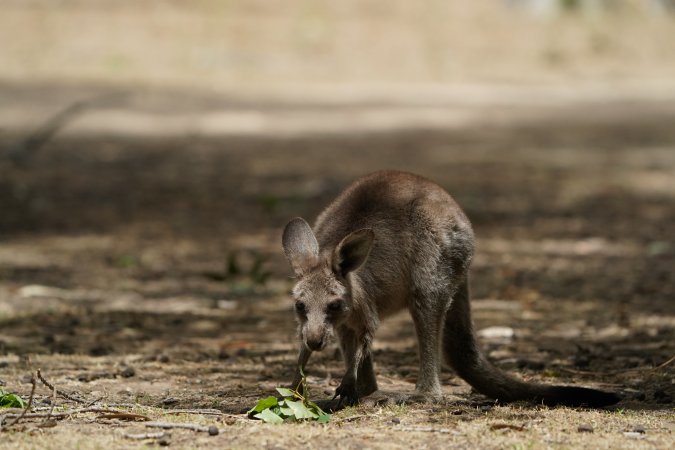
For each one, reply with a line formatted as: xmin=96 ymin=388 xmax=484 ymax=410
xmin=282 ymin=217 xmax=374 ymax=351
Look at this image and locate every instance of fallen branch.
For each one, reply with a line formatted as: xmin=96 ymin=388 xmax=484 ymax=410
xmin=0 ymin=407 xmax=136 ymax=420
xmin=37 ymin=369 xmax=86 ymax=404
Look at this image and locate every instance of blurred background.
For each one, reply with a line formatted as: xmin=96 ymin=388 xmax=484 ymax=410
xmin=0 ymin=0 xmax=673 ymax=414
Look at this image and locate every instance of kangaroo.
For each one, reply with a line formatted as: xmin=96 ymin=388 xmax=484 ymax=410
xmin=281 ymin=170 xmax=620 ymax=408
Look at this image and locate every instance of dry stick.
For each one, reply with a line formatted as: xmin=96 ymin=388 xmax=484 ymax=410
xmin=336 ymin=414 xmax=368 ymax=423
xmin=144 ymin=421 xmax=218 ymax=434
xmin=96 ymin=412 xmax=151 ymax=422
xmin=163 ymin=409 xmax=224 ymax=416
xmin=85 ymin=396 xmax=105 ymax=408
xmin=490 ymin=423 xmax=527 ymax=431
xmin=2 ymin=374 xmax=37 ymax=429
xmin=394 ymin=426 xmax=455 ymax=434
xmin=41 ymin=383 xmax=58 ymax=426
xmin=1 ymin=407 xmax=137 ymax=420
xmin=37 ymin=369 xmax=86 ymax=404
xmin=650 ymin=354 xmax=675 ymax=372
xmin=124 ymin=431 xmax=169 ymax=440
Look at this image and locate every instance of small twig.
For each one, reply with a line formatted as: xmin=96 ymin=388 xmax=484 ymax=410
xmin=96 ymin=412 xmax=151 ymax=422
xmin=651 ymin=355 xmax=675 ymax=372
xmin=41 ymin=383 xmax=57 ymax=426
xmin=559 ymin=355 xmax=675 ymax=377
xmin=124 ymin=431 xmax=169 ymax=440
xmin=144 ymin=421 xmax=219 ymax=435
xmin=336 ymin=414 xmax=368 ymax=423
xmin=163 ymin=409 xmax=224 ymax=416
xmin=2 ymin=374 xmax=36 ymax=429
xmin=85 ymin=396 xmax=105 ymax=408
xmin=490 ymin=423 xmax=526 ymax=431
xmin=394 ymin=426 xmax=455 ymax=434
xmin=36 ymin=369 xmax=86 ymax=404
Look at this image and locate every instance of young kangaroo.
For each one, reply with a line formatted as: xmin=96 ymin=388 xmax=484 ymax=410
xmin=282 ymin=170 xmax=620 ymax=408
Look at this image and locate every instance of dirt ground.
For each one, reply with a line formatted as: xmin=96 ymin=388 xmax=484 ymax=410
xmin=0 ymin=85 xmax=674 ymax=448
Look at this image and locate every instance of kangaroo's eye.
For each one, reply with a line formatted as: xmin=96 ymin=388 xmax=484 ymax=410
xmin=327 ymin=300 xmax=344 ymax=313
xmin=294 ymin=301 xmax=306 ymax=314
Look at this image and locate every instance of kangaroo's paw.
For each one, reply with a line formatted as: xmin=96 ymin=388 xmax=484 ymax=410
xmin=333 ymin=380 xmax=359 ymax=408
xmin=312 ymin=382 xmax=359 ymax=412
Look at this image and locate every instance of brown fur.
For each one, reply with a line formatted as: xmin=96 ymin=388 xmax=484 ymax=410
xmin=282 ymin=170 xmax=620 ymax=408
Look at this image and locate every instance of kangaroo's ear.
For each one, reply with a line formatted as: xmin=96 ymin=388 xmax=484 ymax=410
xmin=282 ymin=217 xmax=319 ymax=277
xmin=333 ymin=229 xmax=374 ymax=277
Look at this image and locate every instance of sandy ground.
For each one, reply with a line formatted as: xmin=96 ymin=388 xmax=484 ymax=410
xmin=0 ymin=78 xmax=674 ymax=448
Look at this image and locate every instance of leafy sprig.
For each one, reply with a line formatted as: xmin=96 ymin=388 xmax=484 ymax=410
xmin=248 ymin=372 xmax=330 ymax=424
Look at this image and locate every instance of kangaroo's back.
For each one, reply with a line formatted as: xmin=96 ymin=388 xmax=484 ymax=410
xmin=312 ymin=170 xmax=475 ymax=317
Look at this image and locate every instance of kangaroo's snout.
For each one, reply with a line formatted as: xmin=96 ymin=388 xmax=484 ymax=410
xmin=304 ymin=325 xmax=327 ymax=351
xmin=305 ymin=335 xmax=325 ymax=351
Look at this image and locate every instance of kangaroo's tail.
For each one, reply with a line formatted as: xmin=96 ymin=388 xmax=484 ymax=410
xmin=443 ymin=276 xmax=621 ymax=407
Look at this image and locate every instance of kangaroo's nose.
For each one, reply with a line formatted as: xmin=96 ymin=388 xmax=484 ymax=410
xmin=306 ymin=335 xmax=325 ymax=351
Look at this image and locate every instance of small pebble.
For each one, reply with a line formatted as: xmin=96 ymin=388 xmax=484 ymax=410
xmin=208 ymin=426 xmax=219 ymax=436
xmin=158 ymin=436 xmax=171 ymax=446
xmin=391 ymin=417 xmax=401 ymax=425
xmin=577 ymin=424 xmax=594 ymax=433
xmin=120 ymin=367 xmax=135 ymax=378
xmin=480 ymin=405 xmax=493 ymax=413
xmin=157 ymin=354 xmax=170 ymax=363
xmin=623 ymin=431 xmax=644 ymax=439
xmin=161 ymin=397 xmax=179 ymax=406
xmin=632 ymin=425 xmax=646 ymax=434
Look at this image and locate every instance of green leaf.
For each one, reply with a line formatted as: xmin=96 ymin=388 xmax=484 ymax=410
xmin=0 ymin=391 xmax=26 ymax=409
xmin=284 ymin=400 xmax=318 ymax=420
xmin=254 ymin=408 xmax=284 ymax=424
xmin=247 ymin=396 xmax=278 ymax=415
xmin=317 ymin=413 xmax=331 ymax=423
xmin=275 ymin=387 xmax=296 ymax=398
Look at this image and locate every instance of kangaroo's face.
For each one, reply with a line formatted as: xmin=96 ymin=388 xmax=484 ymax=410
xmin=290 ymin=267 xmax=349 ymax=351
xmin=282 ymin=217 xmax=373 ymax=352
